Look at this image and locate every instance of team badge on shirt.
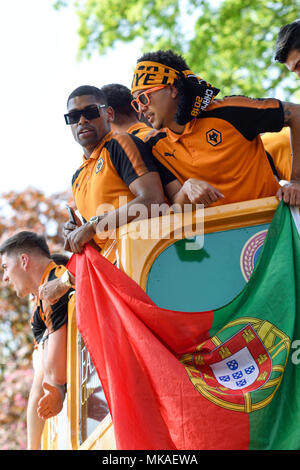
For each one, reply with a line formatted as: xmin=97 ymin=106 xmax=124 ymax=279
xmin=95 ymin=157 xmax=104 ymax=174
xmin=206 ymin=129 xmax=222 ymax=146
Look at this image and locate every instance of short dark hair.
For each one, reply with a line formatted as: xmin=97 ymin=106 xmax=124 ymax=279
xmin=67 ymin=85 xmax=108 ymax=106
xmin=51 ymin=253 xmax=70 ymax=266
xmin=101 ymin=83 xmax=137 ymax=123
xmin=0 ymin=231 xmax=51 ymax=258
xmin=275 ymin=20 xmax=300 ymax=63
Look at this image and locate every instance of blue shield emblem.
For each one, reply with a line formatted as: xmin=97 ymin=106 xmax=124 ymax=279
xmin=211 ymin=347 xmax=259 ymax=390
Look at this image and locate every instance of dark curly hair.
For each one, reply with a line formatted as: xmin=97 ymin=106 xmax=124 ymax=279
xmin=137 ymin=50 xmax=189 ymax=72
xmin=137 ymin=50 xmax=189 ymax=125
xmin=136 ymin=50 xmax=219 ymax=125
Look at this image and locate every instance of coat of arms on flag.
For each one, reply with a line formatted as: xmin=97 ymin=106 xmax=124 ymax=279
xmin=181 ymin=318 xmax=290 ymax=413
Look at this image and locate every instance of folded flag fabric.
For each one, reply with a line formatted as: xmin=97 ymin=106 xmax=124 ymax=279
xmin=68 ymin=202 xmax=300 ymax=450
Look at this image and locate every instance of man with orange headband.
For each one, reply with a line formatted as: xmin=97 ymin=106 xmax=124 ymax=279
xmin=131 ymin=50 xmax=300 ymax=206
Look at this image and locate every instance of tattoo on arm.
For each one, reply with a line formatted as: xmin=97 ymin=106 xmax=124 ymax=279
xmin=283 ymin=102 xmax=292 ymax=126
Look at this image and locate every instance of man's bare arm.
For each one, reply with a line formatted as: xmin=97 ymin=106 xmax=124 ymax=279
xmin=39 ymin=272 xmax=75 ymax=305
xmin=277 ymin=102 xmax=300 ymax=205
xmin=27 ymin=348 xmax=45 ymax=449
xmin=65 ymin=171 xmax=166 ymax=253
xmin=37 ymin=324 xmax=67 ymax=420
xmin=165 ymin=178 xmax=224 ymax=208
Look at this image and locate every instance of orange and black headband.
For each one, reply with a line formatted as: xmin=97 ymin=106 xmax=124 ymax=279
xmin=131 ymin=61 xmax=183 ymax=93
xmin=131 ymin=60 xmax=220 ymax=121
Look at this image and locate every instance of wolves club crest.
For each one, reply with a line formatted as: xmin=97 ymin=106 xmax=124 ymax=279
xmin=180 ymin=318 xmax=290 ymax=412
xmin=206 ymin=129 xmax=222 ymax=146
xmin=95 ymin=157 xmax=104 ymax=174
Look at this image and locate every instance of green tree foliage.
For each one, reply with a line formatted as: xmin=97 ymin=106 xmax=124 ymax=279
xmin=54 ymin=0 xmax=300 ymax=99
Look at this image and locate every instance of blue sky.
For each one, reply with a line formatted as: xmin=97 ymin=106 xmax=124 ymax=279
xmin=0 ymin=0 xmax=140 ymax=196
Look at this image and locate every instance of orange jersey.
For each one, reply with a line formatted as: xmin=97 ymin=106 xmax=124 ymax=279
xmin=31 ymin=262 xmax=70 ymax=345
xmin=72 ymin=131 xmax=175 ymax=247
xmin=127 ymin=122 xmax=153 ymax=140
xmin=146 ymin=96 xmax=284 ymax=206
xmin=261 ymin=127 xmax=292 ymax=181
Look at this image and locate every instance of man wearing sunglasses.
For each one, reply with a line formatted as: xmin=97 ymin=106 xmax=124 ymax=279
xmin=101 ymin=82 xmax=224 ymax=207
xmin=39 ymin=84 xmax=223 ymax=303
xmin=131 ymin=50 xmax=300 ymax=207
xmin=62 ymin=85 xmax=166 ymax=254
xmin=62 ymin=85 xmax=220 ymax=254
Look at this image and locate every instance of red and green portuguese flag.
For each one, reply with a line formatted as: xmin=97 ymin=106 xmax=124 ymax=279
xmin=68 ymin=202 xmax=300 ymax=450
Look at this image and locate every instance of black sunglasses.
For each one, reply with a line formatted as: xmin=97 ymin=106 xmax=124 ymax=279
xmin=64 ymin=104 xmax=106 ymax=125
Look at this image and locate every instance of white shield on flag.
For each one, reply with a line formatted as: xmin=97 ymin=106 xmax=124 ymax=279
xmin=210 ymin=346 xmax=259 ymax=390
